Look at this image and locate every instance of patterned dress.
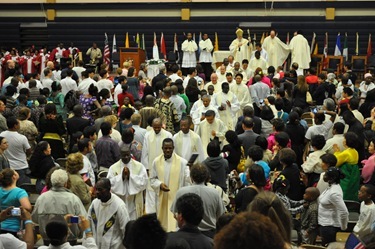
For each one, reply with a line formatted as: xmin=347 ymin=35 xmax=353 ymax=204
xmin=154 ymin=98 xmax=179 ymax=134
xmin=79 ymin=94 xmax=98 ymax=125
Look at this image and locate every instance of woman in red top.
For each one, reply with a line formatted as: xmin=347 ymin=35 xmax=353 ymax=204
xmin=117 ymin=84 xmax=135 ymax=107
xmin=247 ymin=67 xmax=272 ymax=88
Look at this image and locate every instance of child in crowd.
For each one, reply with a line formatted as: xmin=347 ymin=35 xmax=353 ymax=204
xmin=353 ymin=184 xmax=375 ymax=238
xmin=316 ymin=153 xmax=337 ymax=194
xmin=302 ymin=134 xmax=326 ymax=187
xmin=301 ymin=187 xmax=320 ymax=244
xmin=273 ymin=175 xmax=305 ymax=216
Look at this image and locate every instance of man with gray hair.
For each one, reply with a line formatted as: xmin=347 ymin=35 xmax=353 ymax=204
xmin=32 ymin=169 xmax=87 ymax=244
xmin=94 ymin=105 xmax=112 ymax=133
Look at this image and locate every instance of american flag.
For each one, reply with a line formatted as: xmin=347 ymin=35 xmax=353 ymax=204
xmin=103 ymin=33 xmax=110 ymax=64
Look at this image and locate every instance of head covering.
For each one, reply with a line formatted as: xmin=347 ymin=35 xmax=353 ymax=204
xmin=365 ymin=73 xmax=372 ymax=79
xmin=236 ymin=28 xmax=244 ymax=37
xmin=327 ymin=73 xmax=336 ymax=81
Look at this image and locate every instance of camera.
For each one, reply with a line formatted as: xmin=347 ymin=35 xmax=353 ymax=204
xmin=70 ymin=216 xmax=79 ymax=223
xmin=11 ymin=207 xmax=21 ymax=216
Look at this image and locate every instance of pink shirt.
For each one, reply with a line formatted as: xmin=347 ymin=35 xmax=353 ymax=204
xmin=361 ymin=154 xmax=375 ymax=183
xmin=267 ymin=132 xmax=292 ymax=153
xmin=247 ymin=76 xmax=272 ymax=88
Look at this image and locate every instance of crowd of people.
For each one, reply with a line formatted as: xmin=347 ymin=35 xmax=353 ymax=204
xmin=1 ymin=28 xmax=375 ymax=249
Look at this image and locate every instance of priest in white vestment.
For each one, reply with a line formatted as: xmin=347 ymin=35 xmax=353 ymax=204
xmin=199 ymin=33 xmax=214 ymax=79
xmin=262 ymin=30 xmax=290 ymax=68
xmin=141 ymin=118 xmax=173 ymax=214
xmin=196 ymin=110 xmax=228 ymax=157
xmin=212 ymin=82 xmax=240 ymax=131
xmin=191 ymin=95 xmax=220 ymax=130
xmin=251 ymin=43 xmax=268 ymax=62
xmin=249 ymin=51 xmax=269 ymax=72
xmin=181 ymin=33 xmax=198 ymax=71
xmin=204 ymin=73 xmax=222 ymax=94
xmin=230 ymin=73 xmax=252 ymax=118
xmin=230 ymin=62 xmax=247 ymax=83
xmin=242 ymin=59 xmax=254 ymax=80
xmin=289 ymin=31 xmax=311 ymax=70
xmin=88 ymin=178 xmax=130 ymax=249
xmin=173 ymin=118 xmax=205 ymax=163
xmin=107 ymin=146 xmax=148 ymax=220
xmin=216 ymin=65 xmax=227 ymax=83
xmin=229 ymin=28 xmax=250 ymax=64
xmin=150 ymin=138 xmax=191 ymax=232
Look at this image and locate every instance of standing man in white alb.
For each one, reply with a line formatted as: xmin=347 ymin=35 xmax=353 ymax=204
xmin=262 ymin=29 xmax=290 ymax=68
xmin=59 ymin=68 xmax=78 ymax=96
xmin=181 ymin=33 xmax=198 ymax=76
xmin=199 ymin=33 xmax=214 ymax=80
xmin=289 ymin=30 xmax=311 ymax=70
xmin=229 ymin=28 xmax=250 ymax=65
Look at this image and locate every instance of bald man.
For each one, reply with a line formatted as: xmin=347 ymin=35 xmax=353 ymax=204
xmin=204 ymin=73 xmax=222 ymax=94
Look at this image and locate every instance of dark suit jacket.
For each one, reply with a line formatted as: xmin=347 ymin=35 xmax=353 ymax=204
xmin=66 ymin=116 xmax=91 ymax=150
xmin=235 ymin=115 xmax=262 ymax=135
xmin=166 ymin=226 xmax=213 ymax=249
xmin=238 ymin=130 xmax=259 ymax=155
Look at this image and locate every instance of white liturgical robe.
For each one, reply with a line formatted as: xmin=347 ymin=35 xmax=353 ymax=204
xmin=289 ymin=34 xmax=311 ymax=69
xmin=107 ymin=159 xmax=148 ymax=220
xmin=230 ymin=82 xmax=252 ymax=118
xmin=173 ymin=130 xmax=205 ymax=163
xmin=150 ymin=153 xmax=191 ymax=232
xmin=199 ymin=38 xmax=213 ymax=63
xmin=196 ymin=118 xmax=228 ymax=157
xmin=212 ymin=91 xmax=240 ymax=130
xmin=181 ymin=40 xmax=198 ymax=68
xmin=229 ymin=38 xmax=250 ymax=64
xmin=262 ymin=36 xmax=290 ymax=68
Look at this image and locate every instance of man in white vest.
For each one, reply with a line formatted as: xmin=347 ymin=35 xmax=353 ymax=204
xmin=107 ymin=146 xmax=148 ymax=220
xmin=173 ymin=118 xmax=205 ymax=163
xmin=181 ymin=33 xmax=198 ymax=76
xmin=150 ymin=138 xmax=191 ymax=232
xmin=289 ymin=30 xmax=311 ymax=70
xmin=141 ymin=118 xmax=172 ymax=214
xmin=212 ymin=82 xmax=240 ymax=131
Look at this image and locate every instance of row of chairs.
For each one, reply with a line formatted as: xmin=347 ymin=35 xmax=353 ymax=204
xmin=311 ymin=54 xmax=375 ymax=80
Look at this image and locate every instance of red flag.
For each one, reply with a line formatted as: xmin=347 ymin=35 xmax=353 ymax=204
xmin=160 ymin=32 xmax=167 ymax=60
xmin=367 ymin=33 xmax=372 ymax=58
xmin=103 ymin=33 xmax=110 ymax=65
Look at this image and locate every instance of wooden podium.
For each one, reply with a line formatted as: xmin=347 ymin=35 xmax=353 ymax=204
xmin=119 ymin=47 xmax=146 ymax=73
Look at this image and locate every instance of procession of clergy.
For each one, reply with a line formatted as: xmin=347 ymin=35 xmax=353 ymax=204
xmin=0 ymin=27 xmax=314 ymax=249
xmin=118 ymin=28 xmax=310 ymax=233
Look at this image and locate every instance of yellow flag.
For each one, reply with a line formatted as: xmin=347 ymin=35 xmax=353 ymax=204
xmin=260 ymin=32 xmax=265 ymax=44
xmin=125 ymin=32 xmax=129 ymax=48
xmin=214 ymin=32 xmax=219 ymax=51
xmin=136 ymin=33 xmax=140 ymax=48
xmin=313 ymin=43 xmax=318 ymax=54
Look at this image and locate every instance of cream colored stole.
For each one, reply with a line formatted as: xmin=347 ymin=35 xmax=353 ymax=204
xmin=148 ymin=130 xmax=168 ymax=167
xmin=175 ymin=131 xmax=199 ymax=156
xmin=111 ymin=160 xmax=144 ymax=219
xmin=155 ymin=154 xmax=181 ymax=232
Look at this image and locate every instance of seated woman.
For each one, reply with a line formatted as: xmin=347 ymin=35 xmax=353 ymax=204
xmin=66 ymin=153 xmax=92 ymax=210
xmin=29 ymin=141 xmax=57 ymax=193
xmin=234 ymin=164 xmax=266 ymax=213
xmin=333 ymin=132 xmax=360 ymax=201
xmin=39 ymin=103 xmax=66 ymax=159
xmin=0 ymin=168 xmax=32 ymax=236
